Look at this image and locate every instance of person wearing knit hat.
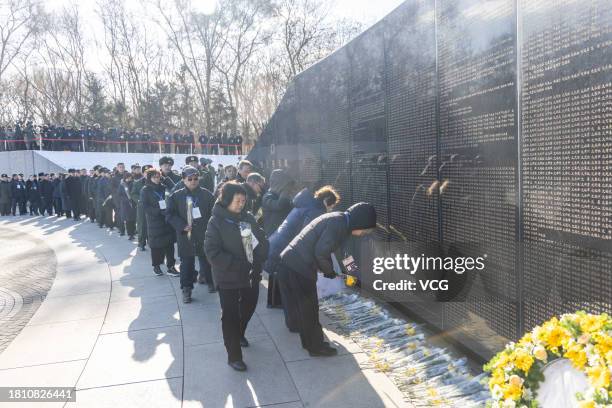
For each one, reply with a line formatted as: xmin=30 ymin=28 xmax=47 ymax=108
xmin=279 ymin=201 xmax=376 ymax=357
xmin=131 ymin=164 xmax=154 ymax=251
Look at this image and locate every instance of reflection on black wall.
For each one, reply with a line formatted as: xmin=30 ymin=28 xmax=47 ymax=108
xmin=248 ymin=0 xmax=612 ymax=359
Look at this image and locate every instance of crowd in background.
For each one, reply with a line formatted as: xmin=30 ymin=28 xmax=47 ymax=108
xmin=0 ymin=120 xmax=244 ymax=154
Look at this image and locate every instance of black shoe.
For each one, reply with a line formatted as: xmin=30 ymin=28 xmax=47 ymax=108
xmin=288 ymin=327 xmax=300 ymax=333
xmin=98 ymin=224 xmax=104 ymax=228
xmin=228 ymin=360 xmax=247 ymax=371
xmin=308 ymin=345 xmax=338 ymax=357
xmin=139 ymin=246 xmax=146 ymax=252
xmin=240 ymin=337 xmax=249 ymax=347
xmin=167 ymin=266 xmax=180 ymax=277
xmin=119 ymin=231 xmax=125 ymax=236
xmin=128 ymin=235 xmax=135 ymax=240
xmin=153 ymin=265 xmax=163 ymax=276
xmin=182 ymin=287 xmax=192 ymax=303
xmin=208 ymin=284 xmax=217 ymax=293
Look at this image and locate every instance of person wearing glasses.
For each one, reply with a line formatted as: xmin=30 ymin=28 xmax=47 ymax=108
xmin=204 ymin=181 xmax=268 ymax=371
xmin=166 ymin=166 xmax=215 ymax=302
xmin=141 ymin=168 xmax=179 ymax=277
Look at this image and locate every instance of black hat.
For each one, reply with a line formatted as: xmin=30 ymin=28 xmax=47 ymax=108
xmin=159 ymin=156 xmax=174 ymax=166
xmin=142 ymin=164 xmax=153 ymax=172
xmin=185 ymin=155 xmax=198 ymax=164
xmin=18 ymin=173 xmax=23 ymax=176
xmin=200 ymin=157 xmax=212 ymax=165
xmin=346 ymin=202 xmax=377 ymax=231
xmin=181 ymin=165 xmax=198 ymax=178
xmin=93 ymin=165 xmax=101 ymax=171
xmin=1 ymin=174 xmax=7 ymax=178
xmin=38 ymin=172 xmax=45 ymax=177
xmin=131 ymin=163 xmax=141 ymax=170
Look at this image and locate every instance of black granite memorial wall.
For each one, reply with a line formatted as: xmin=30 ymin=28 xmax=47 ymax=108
xmin=248 ymin=0 xmax=612 ymax=359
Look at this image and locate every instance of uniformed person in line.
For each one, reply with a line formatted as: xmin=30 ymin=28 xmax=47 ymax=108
xmin=166 ymin=165 xmax=216 ymax=302
xmin=159 ymin=156 xmax=181 ymax=193
xmin=131 ymin=164 xmax=153 ymax=251
xmin=171 ymin=156 xmax=215 ymax=194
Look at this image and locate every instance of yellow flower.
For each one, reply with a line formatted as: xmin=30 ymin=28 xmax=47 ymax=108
xmin=512 ymin=349 xmax=534 ymax=373
xmin=503 ymin=383 xmax=522 ymax=400
xmin=577 ymin=333 xmax=591 ymax=345
xmin=586 ymin=365 xmax=611 ymax=389
xmin=490 ymin=369 xmax=506 ymax=387
xmin=578 ymin=400 xmax=596 ymax=408
xmin=564 ymin=343 xmax=587 ymax=369
xmin=345 ymin=275 xmax=357 ymax=287
xmin=580 ymin=314 xmax=607 ymax=334
xmin=545 ymin=325 xmax=571 ymax=348
xmin=593 ymin=333 xmax=612 ymax=355
xmin=494 ymin=353 xmax=511 ymax=369
xmin=518 ymin=333 xmax=533 ymax=347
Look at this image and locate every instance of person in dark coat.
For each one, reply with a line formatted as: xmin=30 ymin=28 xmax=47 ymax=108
xmin=0 ymin=174 xmax=12 ymax=215
xmin=241 ymin=173 xmax=265 ymax=217
xmin=26 ymin=175 xmax=41 ymax=215
xmin=95 ymin=169 xmax=113 ymax=228
xmin=261 ymin=169 xmax=295 ymax=307
xmin=39 ymin=173 xmax=55 ymax=216
xmin=65 ymin=169 xmax=82 ymax=220
xmin=141 ymin=169 xmax=178 ymax=277
xmin=111 ymin=163 xmax=128 ymax=232
xmin=159 ymin=156 xmax=181 ymax=193
xmin=204 ymin=181 xmax=269 ymax=371
xmin=11 ymin=174 xmax=27 ymax=215
xmin=131 ymin=165 xmax=153 ymax=251
xmin=116 ymin=173 xmax=137 ymax=240
xmin=279 ymin=202 xmax=376 ymax=356
xmin=267 ymin=186 xmax=340 ymax=329
xmin=59 ymin=173 xmax=71 ymax=218
xmin=79 ymin=169 xmax=89 ymax=219
xmin=166 ymin=166 xmax=216 ymax=301
xmin=52 ymin=174 xmax=62 ymax=216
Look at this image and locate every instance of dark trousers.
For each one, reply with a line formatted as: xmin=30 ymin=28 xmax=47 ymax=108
xmin=29 ymin=201 xmax=40 ymax=215
xmin=198 ymin=255 xmax=214 ymax=286
xmin=277 ymin=265 xmax=300 ymax=331
xmin=118 ymin=220 xmax=136 ymax=236
xmin=150 ymin=244 xmax=175 ymax=268
xmin=41 ymin=199 xmax=53 ymax=215
xmin=218 ymin=285 xmax=259 ymax=362
xmin=179 ymin=256 xmax=197 ymax=289
xmin=0 ymin=203 xmax=10 ymax=215
xmin=286 ymin=267 xmax=325 ymax=350
xmin=137 ymin=203 xmax=147 ymax=247
xmin=70 ymin=197 xmax=80 ymax=219
xmin=53 ymin=198 xmax=62 ymax=215
xmin=266 ymin=273 xmax=282 ymax=307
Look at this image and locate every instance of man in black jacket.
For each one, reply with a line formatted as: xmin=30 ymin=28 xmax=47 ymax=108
xmin=166 ymin=166 xmax=215 ymax=302
xmin=159 ymin=156 xmax=181 ymax=193
xmin=0 ymin=174 xmax=12 ymax=215
xmin=26 ymin=175 xmax=41 ymax=215
xmin=279 ymin=202 xmax=377 ymax=356
xmin=65 ymin=169 xmax=82 ymax=220
xmin=40 ymin=173 xmax=55 ymax=216
xmin=12 ymin=174 xmax=27 ymax=215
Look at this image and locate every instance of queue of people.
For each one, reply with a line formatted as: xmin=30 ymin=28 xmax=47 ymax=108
xmin=3 ymin=156 xmax=377 ymax=373
xmin=0 ymin=121 xmax=244 ymax=154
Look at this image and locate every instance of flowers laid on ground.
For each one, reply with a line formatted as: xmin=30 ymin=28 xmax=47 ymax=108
xmin=484 ymin=311 xmax=612 ymax=408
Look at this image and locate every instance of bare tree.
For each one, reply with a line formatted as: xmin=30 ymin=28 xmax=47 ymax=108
xmin=0 ymin=0 xmax=44 ymax=84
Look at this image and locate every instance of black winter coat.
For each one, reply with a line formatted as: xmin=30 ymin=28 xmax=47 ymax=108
xmin=0 ymin=181 xmax=12 ymax=204
xmin=141 ymin=182 xmax=175 ymax=248
xmin=117 ymin=180 xmax=137 ymax=222
xmin=166 ymin=186 xmax=215 ymax=257
xmin=161 ymin=171 xmax=181 ymax=193
xmin=280 ymin=211 xmax=349 ymax=280
xmin=261 ymin=191 xmax=292 ymax=236
xmin=27 ymin=180 xmax=41 ymax=203
xmin=40 ymin=179 xmax=54 ymax=200
xmin=65 ymin=176 xmax=82 ymax=199
xmin=11 ymin=180 xmax=26 ymax=200
xmin=204 ymin=203 xmax=269 ymax=289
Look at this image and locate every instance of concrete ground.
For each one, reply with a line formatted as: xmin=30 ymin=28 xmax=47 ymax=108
xmin=0 ymin=216 xmax=409 ymax=408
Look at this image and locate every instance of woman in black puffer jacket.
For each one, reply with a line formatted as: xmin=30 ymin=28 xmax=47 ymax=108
xmin=140 ymin=169 xmax=178 ymax=277
xmin=204 ymin=181 xmax=268 ymax=372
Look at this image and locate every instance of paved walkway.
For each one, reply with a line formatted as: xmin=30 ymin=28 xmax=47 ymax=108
xmin=0 ymin=216 xmax=407 ymax=408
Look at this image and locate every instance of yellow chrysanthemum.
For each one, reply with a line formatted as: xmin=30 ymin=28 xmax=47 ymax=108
xmin=512 ymin=349 xmax=534 ymax=373
xmin=493 ymin=353 xmax=510 ymax=369
xmin=593 ymin=333 xmax=612 ymax=355
xmin=564 ymin=343 xmax=587 ymax=369
xmin=586 ymin=365 xmax=611 ymax=389
xmin=518 ymin=332 xmax=533 ymax=347
xmin=489 ymin=369 xmax=505 ymax=387
xmin=541 ymin=324 xmax=570 ymax=348
xmin=578 ymin=400 xmax=596 ymax=408
xmin=580 ymin=314 xmax=607 ymax=334
xmin=502 ymin=383 xmax=522 ymax=400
